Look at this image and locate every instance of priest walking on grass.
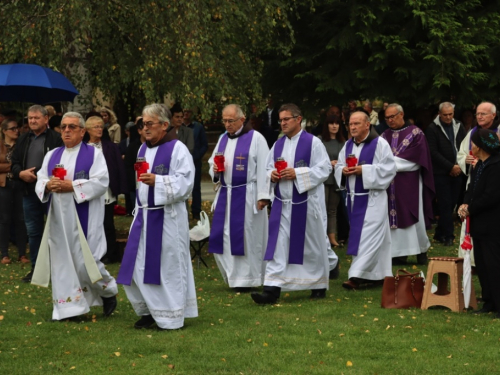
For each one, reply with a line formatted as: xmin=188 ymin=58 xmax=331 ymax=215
xmin=208 ymin=104 xmax=270 ymax=292
xmin=32 ymin=112 xmax=118 ymax=321
xmin=335 ymin=111 xmax=396 ymax=290
xmin=117 ymin=104 xmax=198 ymax=330
xmin=251 ymin=103 xmax=339 ymax=305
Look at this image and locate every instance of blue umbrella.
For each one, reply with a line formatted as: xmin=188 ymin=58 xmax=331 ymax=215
xmin=0 ymin=63 xmax=79 ymax=104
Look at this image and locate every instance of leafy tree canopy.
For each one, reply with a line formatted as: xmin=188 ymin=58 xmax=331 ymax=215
xmin=0 ymin=0 xmax=301 ymax=118
xmin=262 ymin=0 xmax=500 ymax=116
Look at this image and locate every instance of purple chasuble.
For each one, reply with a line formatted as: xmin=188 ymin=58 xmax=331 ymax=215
xmin=208 ymin=130 xmax=254 ymax=256
xmin=47 ymin=143 xmax=95 ymax=237
xmin=345 ymin=137 xmax=379 ymax=256
xmin=382 ymin=125 xmax=435 ymax=229
xmin=264 ymin=131 xmax=313 ymax=265
xmin=117 ymin=140 xmax=177 ymax=286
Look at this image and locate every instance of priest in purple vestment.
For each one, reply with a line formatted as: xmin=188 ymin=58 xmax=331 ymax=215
xmin=382 ymin=104 xmax=435 ymax=265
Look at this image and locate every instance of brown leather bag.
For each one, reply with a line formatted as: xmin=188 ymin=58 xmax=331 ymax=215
xmin=381 ymin=269 xmax=425 ymax=309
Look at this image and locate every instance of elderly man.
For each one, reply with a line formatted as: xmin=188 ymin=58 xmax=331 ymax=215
xmin=11 ymin=105 xmax=62 ymax=282
xmin=117 ymin=104 xmax=197 ymax=330
xmin=425 ymin=102 xmax=465 ymax=246
xmin=335 ymin=111 xmax=396 ymax=290
xmin=381 ymin=104 xmax=434 ymax=265
xmin=251 ymin=103 xmax=338 ymax=304
xmin=31 ymin=112 xmax=118 ymax=321
xmin=208 ymin=104 xmax=270 ymax=292
xmin=457 ymin=101 xmax=499 ymax=262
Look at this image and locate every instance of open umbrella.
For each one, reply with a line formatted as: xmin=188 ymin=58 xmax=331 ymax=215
xmin=461 ymin=217 xmax=473 ymax=308
xmin=0 ymin=63 xmax=79 ymax=104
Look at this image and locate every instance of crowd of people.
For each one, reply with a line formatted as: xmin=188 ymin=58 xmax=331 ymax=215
xmin=1 ymin=98 xmax=500 ymax=328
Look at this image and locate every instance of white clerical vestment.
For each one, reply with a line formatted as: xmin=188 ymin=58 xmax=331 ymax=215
xmin=208 ymin=131 xmax=270 ymax=287
xmin=264 ymin=130 xmax=338 ymax=291
xmin=390 ymin=157 xmax=430 ymax=257
xmin=335 ymin=137 xmax=396 ymax=280
xmin=123 ymin=141 xmax=198 ymax=330
xmin=35 ymin=143 xmax=118 ymax=320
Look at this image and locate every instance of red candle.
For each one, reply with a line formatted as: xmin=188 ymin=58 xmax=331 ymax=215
xmin=52 ymin=164 xmax=67 ymax=179
xmin=346 ymin=154 xmax=358 ymax=168
xmin=134 ymin=157 xmax=149 ymax=181
xmin=214 ymin=152 xmax=225 ymax=172
xmin=275 ymin=157 xmax=287 ymax=178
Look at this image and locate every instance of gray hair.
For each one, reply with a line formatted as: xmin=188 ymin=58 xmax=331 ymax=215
xmin=438 ymin=102 xmax=454 ymax=112
xmin=479 ymin=101 xmax=497 ymax=114
xmin=62 ymin=111 xmax=85 ymax=128
xmin=387 ymin=103 xmax=404 ymax=113
xmin=28 ymin=104 xmax=48 ymax=117
xmin=279 ymin=103 xmax=302 ymax=117
xmin=142 ymin=103 xmax=171 ymax=125
xmin=223 ymin=104 xmax=245 ymax=118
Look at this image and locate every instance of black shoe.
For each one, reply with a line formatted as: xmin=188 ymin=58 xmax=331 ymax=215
xmin=329 ymin=261 xmax=340 ymax=280
xmin=443 ymin=238 xmax=454 ymax=246
xmin=21 ymin=270 xmax=33 ymax=283
xmin=433 ymin=236 xmax=445 ymax=243
xmin=102 ymin=295 xmax=117 ymax=317
xmin=234 ymin=287 xmax=252 ymax=293
xmin=310 ymin=289 xmax=326 ymax=299
xmin=134 ymin=315 xmax=156 ymax=329
xmin=251 ymin=292 xmax=278 ymax=305
xmin=392 ymin=256 xmax=408 ymax=265
xmin=416 ymin=252 xmax=428 ymax=265
xmin=474 ymin=306 xmax=495 ymax=315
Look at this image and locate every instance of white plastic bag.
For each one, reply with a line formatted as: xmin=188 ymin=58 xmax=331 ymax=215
xmin=189 ymin=211 xmax=210 ymax=241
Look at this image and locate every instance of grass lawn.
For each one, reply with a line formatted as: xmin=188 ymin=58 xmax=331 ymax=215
xmin=1 ymin=211 xmax=499 ymax=374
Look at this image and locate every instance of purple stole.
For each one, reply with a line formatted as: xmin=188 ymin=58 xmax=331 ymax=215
xmin=469 ymin=126 xmax=478 ymax=150
xmin=47 ymin=143 xmax=95 ymax=237
xmin=345 ymin=137 xmax=379 ymax=256
xmin=382 ymin=127 xmax=420 ymax=229
xmin=208 ymin=130 xmax=254 ymax=256
xmin=117 ymin=140 xmax=177 ymax=286
xmin=264 ymin=131 xmax=313 ymax=264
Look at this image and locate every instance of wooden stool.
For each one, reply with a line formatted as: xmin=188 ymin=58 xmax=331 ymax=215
xmin=421 ymin=257 xmax=477 ymax=312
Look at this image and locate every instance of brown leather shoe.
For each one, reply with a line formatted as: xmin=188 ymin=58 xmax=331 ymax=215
xmin=18 ymin=256 xmax=30 ymax=264
xmin=342 ymin=280 xmax=359 ymax=290
xmin=1 ymin=257 xmax=11 ymax=265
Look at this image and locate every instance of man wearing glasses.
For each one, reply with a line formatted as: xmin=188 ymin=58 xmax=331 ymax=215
xmin=208 ymin=104 xmax=270 ymax=293
xmin=381 ymin=104 xmax=434 ymax=266
xmin=32 ymin=112 xmax=118 ymax=321
xmin=11 ymin=105 xmax=62 ymax=283
xmin=252 ymin=103 xmax=339 ymax=304
xmin=456 ymin=101 xmax=499 ymax=262
xmin=425 ymin=102 xmax=466 ymax=246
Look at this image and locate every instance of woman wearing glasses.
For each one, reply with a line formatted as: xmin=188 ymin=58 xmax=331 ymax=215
xmin=0 ymin=119 xmax=29 ymax=264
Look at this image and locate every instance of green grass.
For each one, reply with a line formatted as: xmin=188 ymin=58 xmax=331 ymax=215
xmin=1 ymin=216 xmax=499 ymax=375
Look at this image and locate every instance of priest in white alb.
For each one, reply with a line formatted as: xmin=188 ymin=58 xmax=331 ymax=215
xmin=117 ymin=104 xmax=198 ymax=330
xmin=335 ymin=111 xmax=397 ymax=290
xmin=208 ymin=104 xmax=270 ymax=292
xmin=32 ymin=112 xmax=118 ymax=321
xmin=251 ymin=103 xmax=339 ymax=304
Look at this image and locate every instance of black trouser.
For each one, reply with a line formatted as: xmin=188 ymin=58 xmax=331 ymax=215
xmin=433 ymin=174 xmax=462 ymax=240
xmin=473 ymin=237 xmax=500 ymax=312
xmin=104 ymin=203 xmax=117 ymax=261
xmin=191 ymin=158 xmax=202 ymax=217
xmin=0 ymin=179 xmax=27 ymax=258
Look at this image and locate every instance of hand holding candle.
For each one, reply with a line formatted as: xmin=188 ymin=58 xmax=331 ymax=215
xmin=346 ymin=154 xmax=358 ymax=168
xmin=134 ymin=157 xmax=150 ymax=181
xmin=214 ymin=152 xmax=225 ymax=172
xmin=274 ymin=157 xmax=287 ymax=179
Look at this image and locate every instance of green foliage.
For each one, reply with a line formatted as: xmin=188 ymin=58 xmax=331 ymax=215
xmin=0 ymin=0 xmax=300 ymax=118
xmin=263 ymin=0 xmax=500 ymax=116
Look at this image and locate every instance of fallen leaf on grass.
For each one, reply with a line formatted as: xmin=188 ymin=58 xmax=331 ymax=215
xmin=327 ymin=342 xmax=333 ymax=348
xmin=114 ymin=352 xmax=121 ymax=357
xmin=37 ymin=322 xmax=42 ymax=325
xmin=26 ymin=322 xmax=32 ymax=327
xmin=70 ymin=366 xmax=76 ymax=370
xmin=0 ymin=315 xmax=5 ymax=320
xmin=317 ymin=329 xmax=322 ymax=335
xmin=167 ymin=364 xmax=175 ymax=369
xmin=161 ymin=355 xmax=168 ymax=359
xmin=339 ymin=333 xmax=345 ymax=337
xmin=346 ymin=361 xmax=353 ymax=367
xmin=221 ymin=358 xmax=226 ymax=362
xmin=263 ymin=343 xmax=268 ymax=347
xmin=412 ymin=348 xmax=418 ymax=352
xmin=386 ymin=325 xmax=391 ymax=330
xmin=447 ymin=355 xmax=452 ymax=359
xmin=247 ymin=339 xmax=252 ymax=342
xmin=30 ymin=308 xmax=36 ymax=314
xmin=373 ymin=318 xmax=379 ymax=322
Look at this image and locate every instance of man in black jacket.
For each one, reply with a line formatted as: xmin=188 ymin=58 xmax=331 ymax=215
xmin=11 ymin=105 xmax=63 ymax=282
xmin=425 ymin=102 xmax=465 ymax=246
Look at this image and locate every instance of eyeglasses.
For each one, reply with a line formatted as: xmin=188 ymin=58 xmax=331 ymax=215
xmin=61 ymin=124 xmax=81 ymax=131
xmin=278 ymin=116 xmax=298 ymax=125
xmin=92 ymin=125 xmax=104 ymax=129
xmin=7 ymin=126 xmax=19 ymax=131
xmin=221 ymin=118 xmax=241 ymax=124
xmin=475 ymin=112 xmax=492 ymax=117
xmin=142 ymin=121 xmax=162 ymax=128
xmin=384 ymin=112 xmax=400 ymax=121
